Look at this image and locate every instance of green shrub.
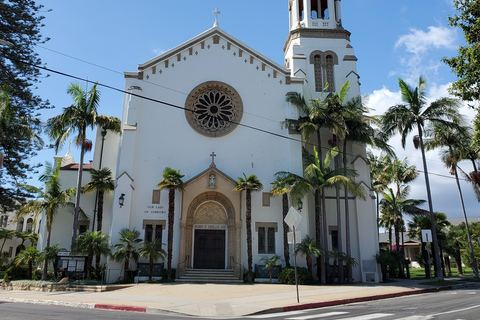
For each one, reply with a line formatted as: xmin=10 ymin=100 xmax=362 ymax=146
xmin=161 ymin=268 xmax=176 ymax=281
xmin=278 ymin=266 xmax=314 ymax=285
xmin=6 ymin=265 xmax=29 ymax=280
xmin=3 ymin=272 xmax=10 ymax=283
xmin=91 ymin=264 xmax=106 ymax=281
xmin=32 ymin=269 xmax=56 ymax=281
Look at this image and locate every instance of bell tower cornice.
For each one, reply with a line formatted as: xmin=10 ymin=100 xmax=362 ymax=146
xmin=283 ymin=27 xmax=351 ymax=53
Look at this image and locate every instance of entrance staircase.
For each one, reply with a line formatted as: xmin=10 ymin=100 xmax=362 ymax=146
xmin=177 ymin=269 xmax=243 ymax=283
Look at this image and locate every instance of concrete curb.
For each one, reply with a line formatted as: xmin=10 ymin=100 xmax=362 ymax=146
xmin=0 ymin=297 xmax=95 ymax=309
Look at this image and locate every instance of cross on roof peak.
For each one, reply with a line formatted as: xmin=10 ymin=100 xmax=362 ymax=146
xmin=213 ymin=8 xmax=220 ymax=27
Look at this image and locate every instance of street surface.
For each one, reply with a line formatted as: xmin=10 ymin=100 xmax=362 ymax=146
xmin=0 ymin=287 xmax=478 ymax=319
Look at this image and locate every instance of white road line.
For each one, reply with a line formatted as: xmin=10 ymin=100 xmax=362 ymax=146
xmin=247 ymin=310 xmax=305 ymax=318
xmin=429 ymin=304 xmax=480 ymax=317
xmin=335 ymin=313 xmax=394 ymax=320
xmin=286 ymin=312 xmax=349 ymax=319
xmin=394 ymin=316 xmax=432 ymax=320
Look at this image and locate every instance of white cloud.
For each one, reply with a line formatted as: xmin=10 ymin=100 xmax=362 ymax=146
xmin=395 ymin=26 xmax=457 ymax=55
xmin=152 ymin=48 xmax=166 ymax=56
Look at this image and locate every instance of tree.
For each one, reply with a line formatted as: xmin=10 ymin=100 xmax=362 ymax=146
xmin=14 ymin=246 xmax=39 ymax=279
xmin=113 ymin=228 xmax=141 ymax=282
xmin=157 ymin=167 xmax=185 ymax=280
xmin=0 ymin=228 xmax=15 ymax=253
xmin=259 ymin=254 xmax=282 ymax=283
xmin=83 ymin=167 xmax=114 ymax=233
xmin=14 ymin=230 xmax=37 ymax=248
xmin=270 ymin=174 xmax=296 ymax=267
xmin=72 ymin=231 xmax=111 ymax=280
xmin=295 ymin=235 xmax=321 ymax=276
xmin=442 ymin=0 xmax=480 ymax=102
xmin=44 ymin=82 xmax=121 ymax=247
xmin=38 ymin=244 xmax=64 ymax=280
xmin=0 ymin=2 xmax=50 ymax=212
xmin=425 ymin=124 xmax=479 ymax=278
xmin=235 ymin=173 xmax=263 ymax=283
xmin=378 ymin=210 xmax=394 ymax=251
xmin=382 ymin=76 xmax=462 ymax=280
xmin=0 ymin=86 xmax=42 ymax=213
xmin=17 ymin=160 xmax=83 ymax=280
xmin=139 ymin=239 xmax=166 ymax=281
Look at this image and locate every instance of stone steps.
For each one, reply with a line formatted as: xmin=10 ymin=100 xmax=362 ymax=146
xmin=177 ymin=269 xmax=243 ymax=283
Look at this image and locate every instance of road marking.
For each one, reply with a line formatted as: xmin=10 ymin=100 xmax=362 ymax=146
xmin=394 ymin=316 xmax=432 ymax=320
xmin=247 ymin=310 xmax=305 ymax=318
xmin=286 ymin=312 xmax=349 ymax=319
xmin=465 ymin=292 xmax=477 ymax=295
xmin=335 ymin=313 xmax=394 ymax=320
xmin=429 ymin=304 xmax=480 ymax=317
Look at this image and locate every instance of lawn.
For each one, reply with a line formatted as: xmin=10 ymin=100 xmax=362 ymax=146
xmin=409 ymin=267 xmax=474 ymax=280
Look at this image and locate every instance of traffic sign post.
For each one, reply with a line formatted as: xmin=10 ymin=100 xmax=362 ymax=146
xmin=284 ymin=206 xmax=302 ymax=303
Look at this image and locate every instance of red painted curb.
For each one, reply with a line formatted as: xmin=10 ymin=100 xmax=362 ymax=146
xmin=94 ymin=304 xmax=147 ymax=313
xmin=283 ymin=286 xmax=453 ymax=312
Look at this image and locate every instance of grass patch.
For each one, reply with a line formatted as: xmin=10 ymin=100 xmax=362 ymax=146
xmin=419 ymin=280 xmax=460 ymax=286
xmin=409 ymin=267 xmax=473 ymax=280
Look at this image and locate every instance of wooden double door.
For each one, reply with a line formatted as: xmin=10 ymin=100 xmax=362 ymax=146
xmin=193 ymin=230 xmax=225 ymax=269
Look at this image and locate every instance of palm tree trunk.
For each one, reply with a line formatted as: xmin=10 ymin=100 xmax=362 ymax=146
xmin=454 ymin=166 xmax=479 ymax=278
xmin=417 ymin=128 xmax=443 ymax=280
xmin=149 ymin=256 xmax=153 ymax=281
xmin=71 ymin=128 xmax=87 ymax=248
xmin=41 ymin=229 xmax=52 ymax=281
xmin=282 ymin=194 xmax=290 ymax=267
xmin=315 ymin=189 xmax=324 ymax=282
xmin=95 ymin=191 xmax=105 ymax=267
xmin=394 ymin=218 xmax=405 ymax=278
xmin=167 ymin=188 xmax=175 ymax=280
xmin=322 ymin=187 xmax=330 ymax=283
xmin=246 ymin=188 xmax=253 ymax=283
xmin=388 ymin=227 xmax=392 ymax=251
xmin=87 ymin=253 xmax=93 ymax=280
xmin=343 ymin=145 xmax=352 ymax=283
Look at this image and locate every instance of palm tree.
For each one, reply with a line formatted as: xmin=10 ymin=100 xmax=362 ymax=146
xmin=381 ymin=75 xmax=462 ymax=280
xmin=14 ymin=246 xmax=39 ymax=279
xmin=44 ymin=82 xmax=121 ymax=246
xmin=14 ymin=231 xmax=38 ymax=248
xmin=0 ymin=228 xmax=15 ymax=253
xmin=235 ymin=173 xmax=263 ymax=283
xmin=83 ymin=167 xmax=115 ymax=233
xmin=157 ymin=167 xmax=185 ymax=280
xmin=380 ymin=186 xmax=426 ymax=278
xmin=113 ymin=228 xmax=142 ymax=282
xmin=72 ymin=231 xmax=111 ymax=280
xmin=139 ymin=239 xmax=166 ymax=281
xmin=17 ymin=160 xmax=83 ymax=280
xmin=378 ymin=210 xmax=395 ymax=251
xmin=38 ymin=244 xmax=65 ymax=280
xmin=295 ymin=235 xmax=321 ymax=276
xmin=259 ymin=254 xmax=282 ymax=283
xmin=270 ymin=174 xmax=296 ymax=267
xmin=425 ymin=124 xmax=479 ymax=278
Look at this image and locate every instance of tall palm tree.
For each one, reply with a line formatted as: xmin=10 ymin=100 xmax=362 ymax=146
xmin=425 ymin=124 xmax=479 ymax=278
xmin=157 ymin=167 xmax=185 ymax=280
xmin=295 ymin=235 xmax=322 ymax=276
xmin=17 ymin=160 xmax=83 ymax=280
xmin=378 ymin=210 xmax=395 ymax=251
xmin=382 ymin=75 xmax=462 ymax=280
xmin=380 ymin=186 xmax=426 ymax=277
xmin=113 ymin=228 xmax=142 ymax=282
xmin=72 ymin=231 xmax=111 ymax=280
xmin=83 ymin=167 xmax=115 ymax=233
xmin=139 ymin=239 xmax=166 ymax=281
xmin=44 ymin=82 xmax=121 ymax=247
xmin=270 ymin=174 xmax=296 ymax=267
xmin=14 ymin=246 xmax=39 ymax=279
xmin=235 ymin=173 xmax=263 ymax=283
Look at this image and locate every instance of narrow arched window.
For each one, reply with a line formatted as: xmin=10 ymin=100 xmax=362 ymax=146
xmin=325 ymin=54 xmax=335 ymax=92
xmin=26 ymin=218 xmax=33 ymax=232
xmin=16 ymin=218 xmax=24 ymax=232
xmin=314 ymin=54 xmax=323 ymax=92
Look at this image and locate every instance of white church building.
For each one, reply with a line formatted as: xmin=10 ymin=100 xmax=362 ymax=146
xmin=42 ymin=0 xmax=380 ymax=283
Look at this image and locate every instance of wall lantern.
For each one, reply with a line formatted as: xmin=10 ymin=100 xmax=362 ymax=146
xmin=297 ymin=200 xmax=303 ymax=212
xmin=119 ymin=193 xmax=125 ymax=208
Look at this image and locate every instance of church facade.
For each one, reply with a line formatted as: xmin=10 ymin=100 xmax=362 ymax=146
xmin=44 ymin=0 xmax=379 ymax=283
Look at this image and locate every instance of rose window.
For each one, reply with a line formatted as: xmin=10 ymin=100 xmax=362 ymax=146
xmin=185 ymin=81 xmax=243 ymax=137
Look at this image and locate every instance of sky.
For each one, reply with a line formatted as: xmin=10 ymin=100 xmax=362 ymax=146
xmin=21 ymin=0 xmax=478 ymax=221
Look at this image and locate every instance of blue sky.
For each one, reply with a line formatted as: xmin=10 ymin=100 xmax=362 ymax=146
xmin=28 ymin=0 xmax=478 ymax=220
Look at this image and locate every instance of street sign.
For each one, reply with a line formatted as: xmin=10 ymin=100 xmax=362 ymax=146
xmin=422 ymin=229 xmax=432 ymax=243
xmin=284 ymin=206 xmax=302 ymax=230
xmin=287 ymin=231 xmax=301 ymax=244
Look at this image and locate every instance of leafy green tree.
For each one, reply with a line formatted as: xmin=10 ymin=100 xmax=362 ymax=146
xmin=425 ymin=124 xmax=479 ymax=278
xmin=444 ymin=225 xmax=465 ymax=276
xmin=0 ymin=87 xmax=42 ymax=212
xmin=378 ymin=210 xmax=394 ymax=251
xmin=295 ymin=235 xmax=321 ymax=276
xmin=44 ymin=82 xmax=120 ymax=246
xmin=157 ymin=167 xmax=185 ymax=280
xmin=113 ymin=228 xmax=141 ymax=282
xmin=0 ymin=2 xmax=50 ymax=211
xmin=14 ymin=246 xmax=39 ymax=279
xmin=14 ymin=231 xmax=37 ymax=248
xmin=259 ymin=254 xmax=282 ymax=283
xmin=139 ymin=239 xmax=166 ymax=281
xmin=382 ymin=76 xmax=462 ymax=280
xmin=0 ymin=228 xmax=15 ymax=253
xmin=235 ymin=173 xmax=263 ymax=283
xmin=376 ymin=249 xmax=396 ymax=282
xmin=83 ymin=167 xmax=115 ymax=233
xmin=72 ymin=231 xmax=111 ymax=280
xmin=17 ymin=160 xmax=83 ymax=280
xmin=270 ymin=174 xmax=296 ymax=267
xmin=442 ymin=0 xmax=480 ymax=102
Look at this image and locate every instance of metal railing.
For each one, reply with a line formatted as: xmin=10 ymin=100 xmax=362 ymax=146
xmin=230 ymin=256 xmax=244 ymax=280
xmin=177 ymin=255 xmax=190 ymax=277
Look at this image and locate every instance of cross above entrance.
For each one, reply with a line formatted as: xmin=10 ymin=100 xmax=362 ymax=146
xmin=213 ymin=8 xmax=220 ymax=27
xmin=210 ymin=152 xmax=216 ymax=166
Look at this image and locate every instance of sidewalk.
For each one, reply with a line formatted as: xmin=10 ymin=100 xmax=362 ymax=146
xmin=0 ymin=279 xmax=475 ymax=317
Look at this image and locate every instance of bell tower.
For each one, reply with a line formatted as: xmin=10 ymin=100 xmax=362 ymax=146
xmin=285 ymin=0 xmax=360 ymax=99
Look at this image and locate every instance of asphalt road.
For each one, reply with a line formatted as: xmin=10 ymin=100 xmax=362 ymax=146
xmin=0 ymin=287 xmax=479 ymax=320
